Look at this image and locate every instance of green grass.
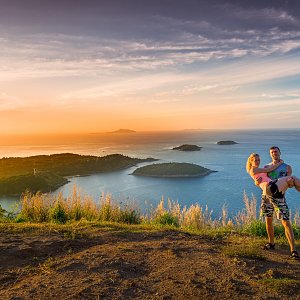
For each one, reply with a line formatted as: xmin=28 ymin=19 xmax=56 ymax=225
xmin=258 ymin=278 xmax=300 ymax=294
xmin=222 ymin=243 xmax=266 ymax=260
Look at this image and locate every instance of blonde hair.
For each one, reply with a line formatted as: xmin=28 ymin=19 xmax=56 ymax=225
xmin=246 ymin=153 xmax=259 ymax=173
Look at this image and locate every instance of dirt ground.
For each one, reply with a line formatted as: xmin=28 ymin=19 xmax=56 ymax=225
xmin=0 ymin=227 xmax=300 ymax=300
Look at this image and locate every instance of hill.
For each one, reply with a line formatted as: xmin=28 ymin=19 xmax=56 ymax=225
xmin=0 ymin=154 xmax=156 ymax=195
xmin=0 ymin=172 xmax=68 ymax=196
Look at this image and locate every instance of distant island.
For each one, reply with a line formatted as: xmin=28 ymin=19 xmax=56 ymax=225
xmin=0 ymin=153 xmax=156 ymax=196
xmin=108 ymin=129 xmax=136 ymax=134
xmin=132 ymin=162 xmax=215 ymax=178
xmin=172 ymin=144 xmax=202 ymax=151
xmin=217 ymin=141 xmax=238 ymax=145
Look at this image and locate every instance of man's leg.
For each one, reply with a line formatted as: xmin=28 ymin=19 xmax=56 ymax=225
xmin=270 ymin=195 xmax=297 ymax=254
xmin=281 ymin=220 xmax=296 ymax=252
xmin=266 ymin=216 xmax=275 ymax=245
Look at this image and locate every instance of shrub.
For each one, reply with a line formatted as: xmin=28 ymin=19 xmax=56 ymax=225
xmin=0 ymin=204 xmax=6 ymax=218
xmin=118 ymin=208 xmax=141 ymax=224
xmin=49 ymin=200 xmax=68 ymax=224
xmin=244 ymin=220 xmax=267 ymax=236
xmin=155 ymin=212 xmax=179 ymax=227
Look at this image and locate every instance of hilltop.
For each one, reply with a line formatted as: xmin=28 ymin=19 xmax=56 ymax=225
xmin=0 ymin=224 xmax=299 ymax=300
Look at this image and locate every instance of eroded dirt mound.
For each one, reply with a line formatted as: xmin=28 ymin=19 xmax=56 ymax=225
xmin=0 ymin=228 xmax=299 ymax=299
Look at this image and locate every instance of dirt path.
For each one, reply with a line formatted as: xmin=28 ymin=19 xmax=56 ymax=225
xmin=0 ymin=228 xmax=300 ymax=299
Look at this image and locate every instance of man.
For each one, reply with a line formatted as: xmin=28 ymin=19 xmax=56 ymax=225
xmin=258 ymin=146 xmax=299 ymax=259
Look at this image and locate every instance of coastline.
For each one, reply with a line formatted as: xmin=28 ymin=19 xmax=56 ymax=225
xmin=0 ymin=154 xmax=157 ymax=197
xmin=1 ymin=129 xmax=300 ymax=216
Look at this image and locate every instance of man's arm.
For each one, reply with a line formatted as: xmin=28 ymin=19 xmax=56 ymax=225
xmin=287 ymin=164 xmax=292 ymax=176
xmin=251 ymin=161 xmax=283 ymax=175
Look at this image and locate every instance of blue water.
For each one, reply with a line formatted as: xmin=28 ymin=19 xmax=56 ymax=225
xmin=1 ymin=129 xmax=300 ymax=217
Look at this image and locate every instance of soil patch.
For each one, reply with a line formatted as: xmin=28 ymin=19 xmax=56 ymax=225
xmin=0 ymin=228 xmax=299 ymax=299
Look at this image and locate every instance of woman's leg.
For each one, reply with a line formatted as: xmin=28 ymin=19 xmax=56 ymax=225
xmin=293 ymin=176 xmax=300 ymax=192
xmin=276 ymin=177 xmax=292 ymax=193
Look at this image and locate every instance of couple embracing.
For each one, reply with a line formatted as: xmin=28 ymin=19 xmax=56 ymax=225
xmin=247 ymin=146 xmax=300 ymax=260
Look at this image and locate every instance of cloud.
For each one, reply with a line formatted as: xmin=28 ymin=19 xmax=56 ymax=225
xmin=1 ymin=15 xmax=300 ymax=82
xmin=0 ymin=92 xmax=24 ymax=111
xmin=261 ymin=91 xmax=300 ymax=99
xmin=57 ymin=72 xmax=191 ymax=102
xmin=220 ymin=4 xmax=298 ymax=27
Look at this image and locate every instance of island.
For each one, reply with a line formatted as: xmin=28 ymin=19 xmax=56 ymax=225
xmin=217 ymin=141 xmax=238 ymax=145
xmin=108 ymin=129 xmax=136 ymax=134
xmin=0 ymin=153 xmax=156 ymax=196
xmin=172 ymin=144 xmax=202 ymax=151
xmin=132 ymin=162 xmax=215 ymax=178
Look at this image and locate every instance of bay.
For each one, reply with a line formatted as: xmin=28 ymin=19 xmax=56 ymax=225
xmin=1 ymin=129 xmax=300 ymax=218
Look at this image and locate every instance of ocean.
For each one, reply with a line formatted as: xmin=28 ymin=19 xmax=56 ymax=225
xmin=1 ymin=129 xmax=300 ymax=218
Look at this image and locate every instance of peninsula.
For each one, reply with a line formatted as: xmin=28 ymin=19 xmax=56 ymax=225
xmin=172 ymin=144 xmax=202 ymax=151
xmin=0 ymin=153 xmax=156 ymax=196
xmin=132 ymin=162 xmax=215 ymax=178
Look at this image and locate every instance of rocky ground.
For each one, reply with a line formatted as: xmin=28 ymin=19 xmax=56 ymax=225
xmin=0 ymin=226 xmax=300 ymax=299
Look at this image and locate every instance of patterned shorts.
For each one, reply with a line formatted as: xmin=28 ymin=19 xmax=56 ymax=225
xmin=260 ymin=194 xmax=290 ymax=221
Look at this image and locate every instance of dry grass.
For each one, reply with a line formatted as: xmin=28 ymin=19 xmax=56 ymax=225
xmin=0 ymin=188 xmax=299 ymax=238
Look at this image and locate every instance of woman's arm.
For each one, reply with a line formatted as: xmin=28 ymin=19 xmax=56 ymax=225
xmin=251 ymin=160 xmax=283 ymax=175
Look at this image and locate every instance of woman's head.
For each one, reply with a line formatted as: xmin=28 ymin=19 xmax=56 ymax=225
xmin=246 ymin=153 xmax=260 ymax=173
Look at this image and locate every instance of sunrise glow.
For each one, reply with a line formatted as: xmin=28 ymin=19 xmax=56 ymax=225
xmin=1 ymin=1 xmax=300 ymax=135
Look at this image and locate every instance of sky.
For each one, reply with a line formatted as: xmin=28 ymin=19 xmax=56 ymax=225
xmin=1 ymin=0 xmax=300 ymax=134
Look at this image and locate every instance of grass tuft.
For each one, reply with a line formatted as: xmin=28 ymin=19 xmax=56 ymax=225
xmin=222 ymin=244 xmax=266 ymax=260
xmin=258 ymin=278 xmax=300 ymax=294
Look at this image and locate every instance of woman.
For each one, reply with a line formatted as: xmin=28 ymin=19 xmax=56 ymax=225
xmin=246 ymin=153 xmax=299 ymax=198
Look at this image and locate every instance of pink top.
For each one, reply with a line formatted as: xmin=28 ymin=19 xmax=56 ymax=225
xmin=253 ymin=173 xmax=271 ymax=194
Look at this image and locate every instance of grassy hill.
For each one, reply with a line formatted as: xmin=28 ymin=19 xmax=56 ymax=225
xmin=0 ymin=172 xmax=69 ymax=196
xmin=132 ymin=162 xmax=214 ymax=177
xmin=0 ymin=153 xmax=156 ymax=195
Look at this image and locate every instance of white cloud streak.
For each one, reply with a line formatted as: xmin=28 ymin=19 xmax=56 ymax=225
xmin=0 ymin=92 xmax=24 ymax=111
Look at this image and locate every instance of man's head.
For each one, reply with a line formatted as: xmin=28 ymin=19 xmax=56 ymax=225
xmin=269 ymin=146 xmax=281 ymax=163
